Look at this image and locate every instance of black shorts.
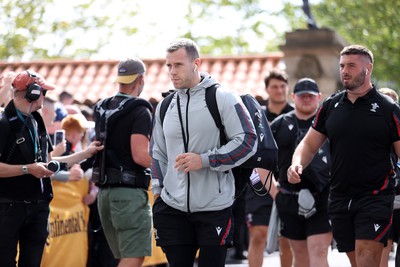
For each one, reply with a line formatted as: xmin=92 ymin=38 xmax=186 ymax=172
xmin=275 ymin=187 xmax=331 ymax=240
xmin=328 ymin=193 xmax=394 ymax=252
xmin=245 ymin=183 xmax=273 ymax=227
xmin=152 ymin=197 xmax=233 ymax=248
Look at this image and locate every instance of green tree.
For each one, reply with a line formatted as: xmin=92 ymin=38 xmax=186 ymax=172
xmin=1 ymin=0 xmax=288 ymax=60
xmin=0 ymin=0 xmax=139 ymax=60
xmin=181 ymin=0 xmax=284 ymax=55
xmin=281 ymin=0 xmax=400 ymax=88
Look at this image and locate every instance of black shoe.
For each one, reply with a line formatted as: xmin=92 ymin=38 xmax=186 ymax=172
xmin=232 ymin=251 xmax=247 ymax=260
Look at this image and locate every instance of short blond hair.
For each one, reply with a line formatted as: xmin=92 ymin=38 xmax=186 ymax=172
xmin=379 ymin=88 xmax=399 ymax=102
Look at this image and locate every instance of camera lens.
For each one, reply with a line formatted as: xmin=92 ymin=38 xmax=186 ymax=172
xmin=47 ymin=161 xmax=60 ymax=172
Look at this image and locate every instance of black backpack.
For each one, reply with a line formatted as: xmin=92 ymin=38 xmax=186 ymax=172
xmin=159 ymin=84 xmax=278 ymax=193
xmin=92 ymin=96 xmax=153 ymax=185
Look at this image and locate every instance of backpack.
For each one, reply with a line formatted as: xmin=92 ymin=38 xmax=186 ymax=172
xmin=92 ymin=96 xmax=153 ymax=185
xmin=159 ymin=84 xmax=278 ymax=193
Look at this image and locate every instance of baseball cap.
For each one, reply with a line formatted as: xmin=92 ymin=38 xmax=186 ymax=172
xmin=293 ymin=78 xmax=319 ymax=96
xmin=114 ymin=58 xmax=146 ymax=84
xmin=12 ymin=70 xmax=56 ymax=91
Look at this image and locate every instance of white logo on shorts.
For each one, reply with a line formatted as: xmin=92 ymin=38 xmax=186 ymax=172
xmin=374 ymin=224 xmax=381 ymax=232
xmin=216 ymin=226 xmax=222 ymax=236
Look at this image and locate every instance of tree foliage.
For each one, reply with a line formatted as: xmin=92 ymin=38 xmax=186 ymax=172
xmin=182 ymin=0 xmax=284 ymax=55
xmin=0 ymin=0 xmax=121 ymax=60
xmin=2 ymin=0 xmax=398 ymax=89
xmin=281 ymin=0 xmax=400 ymax=88
xmin=0 ymin=0 xmax=285 ymax=60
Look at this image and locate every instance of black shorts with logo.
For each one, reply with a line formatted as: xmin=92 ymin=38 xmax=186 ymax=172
xmin=152 ymin=197 xmax=233 ymax=248
xmin=328 ymin=193 xmax=394 ymax=252
xmin=245 ymin=182 xmax=273 ymax=227
xmin=275 ymin=186 xmax=331 ymax=240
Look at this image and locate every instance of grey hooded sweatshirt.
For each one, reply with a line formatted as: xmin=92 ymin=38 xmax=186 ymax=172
xmin=150 ymin=73 xmax=257 ymax=212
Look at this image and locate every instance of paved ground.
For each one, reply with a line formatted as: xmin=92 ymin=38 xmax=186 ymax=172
xmin=224 ymin=247 xmax=396 ymax=267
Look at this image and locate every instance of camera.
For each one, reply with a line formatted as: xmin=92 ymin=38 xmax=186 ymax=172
xmin=47 ymin=160 xmax=68 ymax=173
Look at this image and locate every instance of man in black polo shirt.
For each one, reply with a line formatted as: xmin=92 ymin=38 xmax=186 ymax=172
xmin=0 ymin=70 xmax=103 ymax=267
xmin=288 ymin=45 xmax=400 ymax=267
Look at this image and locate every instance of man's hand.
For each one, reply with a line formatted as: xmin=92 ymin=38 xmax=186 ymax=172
xmin=175 ymin=153 xmax=202 ymax=173
xmin=28 ymin=163 xmax=54 ymax=178
xmin=52 ymin=141 xmax=66 ymax=157
xmin=68 ymin=164 xmax=84 ymax=181
xmin=83 ymin=183 xmax=98 ymax=205
xmin=287 ymin=164 xmax=303 ymax=184
xmin=84 ymin=141 xmax=104 ymax=157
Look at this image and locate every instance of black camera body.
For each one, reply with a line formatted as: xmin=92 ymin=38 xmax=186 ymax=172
xmin=47 ymin=160 xmax=68 ymax=173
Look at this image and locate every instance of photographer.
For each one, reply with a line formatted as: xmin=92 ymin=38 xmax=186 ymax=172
xmin=0 ymin=70 xmax=102 ymax=267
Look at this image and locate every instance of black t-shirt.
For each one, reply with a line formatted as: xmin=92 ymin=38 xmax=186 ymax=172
xmin=0 ymin=101 xmax=53 ymax=201
xmin=271 ymin=110 xmax=330 ymax=192
xmin=264 ymin=101 xmax=294 ymax=123
xmin=101 ymin=95 xmax=152 ymax=172
xmin=313 ymin=88 xmax=400 ymax=197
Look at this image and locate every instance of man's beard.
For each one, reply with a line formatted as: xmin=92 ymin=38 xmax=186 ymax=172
xmin=342 ymin=69 xmax=366 ymax=91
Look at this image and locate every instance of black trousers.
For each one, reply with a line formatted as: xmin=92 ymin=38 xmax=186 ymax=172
xmin=0 ymin=201 xmax=50 ymax=267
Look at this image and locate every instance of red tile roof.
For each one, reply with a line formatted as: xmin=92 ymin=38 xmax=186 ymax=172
xmin=0 ymin=53 xmax=283 ymax=105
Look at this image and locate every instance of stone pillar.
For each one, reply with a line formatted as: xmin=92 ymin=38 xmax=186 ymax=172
xmin=280 ymin=28 xmax=347 ymax=100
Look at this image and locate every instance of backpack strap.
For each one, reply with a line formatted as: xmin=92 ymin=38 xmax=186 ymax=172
xmin=203 ymin=84 xmax=226 ymax=144
xmin=159 ymin=84 xmax=222 ymax=132
xmin=160 ymin=92 xmax=176 ymax=126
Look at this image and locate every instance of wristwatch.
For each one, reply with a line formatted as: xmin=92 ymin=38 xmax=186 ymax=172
xmin=22 ymin=165 xmax=28 ymax=175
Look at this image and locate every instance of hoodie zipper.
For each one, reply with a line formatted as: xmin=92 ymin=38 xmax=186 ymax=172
xmin=177 ymin=90 xmax=191 ymax=213
xmin=185 ymin=90 xmax=191 ymax=213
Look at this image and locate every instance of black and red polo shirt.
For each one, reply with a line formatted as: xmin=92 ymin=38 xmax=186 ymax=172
xmin=313 ymin=87 xmax=400 ymax=197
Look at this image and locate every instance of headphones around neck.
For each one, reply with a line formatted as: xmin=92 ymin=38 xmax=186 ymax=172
xmin=24 ymin=70 xmax=42 ymax=102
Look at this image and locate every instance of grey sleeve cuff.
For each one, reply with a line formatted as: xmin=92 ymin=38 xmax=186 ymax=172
xmin=53 ymin=170 xmax=69 ymax=182
xmin=201 ymin=153 xmax=210 ymax=168
xmin=151 ymin=179 xmax=162 ymax=195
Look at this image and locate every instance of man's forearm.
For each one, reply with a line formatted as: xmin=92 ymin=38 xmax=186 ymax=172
xmin=53 ymin=150 xmax=90 ymax=166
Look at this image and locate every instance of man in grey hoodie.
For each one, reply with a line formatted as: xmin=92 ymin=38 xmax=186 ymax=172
xmin=150 ymin=38 xmax=257 ymax=267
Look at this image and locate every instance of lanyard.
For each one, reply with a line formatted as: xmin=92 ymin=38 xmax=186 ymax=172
xmin=15 ymin=110 xmax=39 ymax=159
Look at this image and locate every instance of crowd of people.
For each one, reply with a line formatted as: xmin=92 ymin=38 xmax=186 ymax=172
xmin=0 ymin=40 xmax=399 ymax=267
